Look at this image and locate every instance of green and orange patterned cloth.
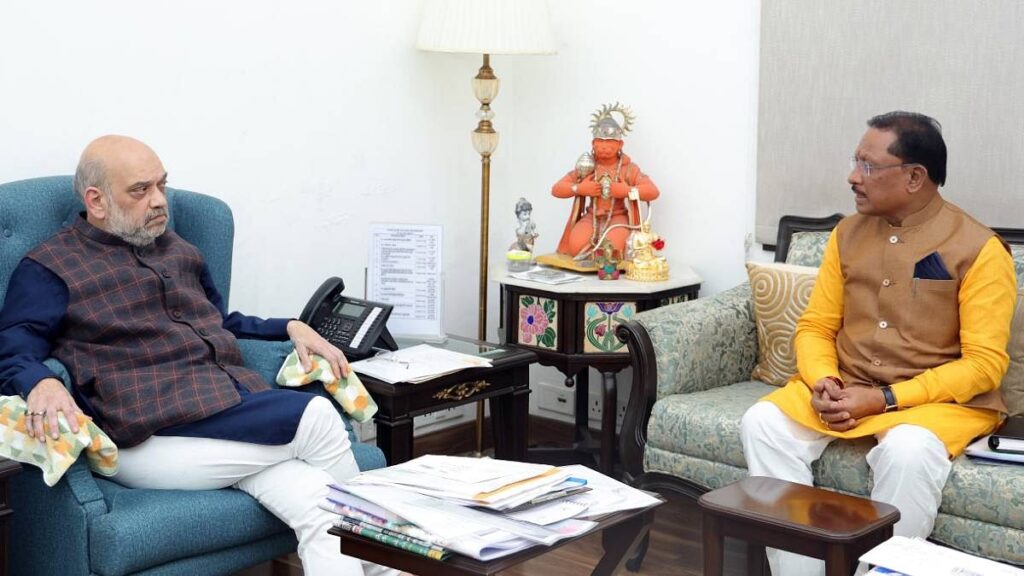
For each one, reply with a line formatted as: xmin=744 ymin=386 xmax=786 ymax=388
xmin=0 ymin=395 xmax=118 ymax=486
xmin=275 ymin=351 xmax=378 ymax=423
xmin=1 ymin=350 xmax=376 ymax=488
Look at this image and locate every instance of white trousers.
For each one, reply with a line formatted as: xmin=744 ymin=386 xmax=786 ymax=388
xmin=115 ymin=396 xmax=381 ymax=576
xmin=740 ymin=401 xmax=952 ymax=576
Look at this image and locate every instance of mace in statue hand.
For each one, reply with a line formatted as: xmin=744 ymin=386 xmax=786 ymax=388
xmin=551 ymin=103 xmax=660 ymax=261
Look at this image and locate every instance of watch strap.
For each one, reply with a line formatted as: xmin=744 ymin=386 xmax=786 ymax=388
xmin=881 ymin=385 xmax=898 ymax=412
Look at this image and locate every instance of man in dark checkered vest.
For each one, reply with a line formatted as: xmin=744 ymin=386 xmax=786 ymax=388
xmin=0 ymin=135 xmax=395 ymax=576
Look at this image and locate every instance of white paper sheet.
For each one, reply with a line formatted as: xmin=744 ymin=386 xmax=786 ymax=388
xmin=350 ymin=344 xmax=491 ymax=384
xmin=367 ymin=223 xmax=444 ymax=340
xmin=557 ymin=464 xmax=661 ymax=517
xmin=860 ymin=536 xmax=1024 ymax=576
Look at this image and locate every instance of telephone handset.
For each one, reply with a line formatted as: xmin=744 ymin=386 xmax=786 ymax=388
xmin=299 ymin=277 xmax=398 ymax=360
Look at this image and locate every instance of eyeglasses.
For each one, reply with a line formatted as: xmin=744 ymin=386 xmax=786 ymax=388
xmin=369 ymin=350 xmax=409 ymax=369
xmin=849 ymin=157 xmax=919 ymax=177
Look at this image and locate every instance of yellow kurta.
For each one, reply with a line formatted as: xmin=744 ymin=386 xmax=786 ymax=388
xmin=764 ymin=198 xmax=1017 ymax=457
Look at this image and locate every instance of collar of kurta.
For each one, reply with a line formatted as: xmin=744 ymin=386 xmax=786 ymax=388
xmin=891 ymin=192 xmax=945 ymax=228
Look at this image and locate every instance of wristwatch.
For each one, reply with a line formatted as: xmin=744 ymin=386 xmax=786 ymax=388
xmin=880 ymin=385 xmax=898 ymax=412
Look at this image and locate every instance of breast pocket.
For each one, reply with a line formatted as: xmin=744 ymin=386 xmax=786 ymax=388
xmin=908 ymin=278 xmax=959 ymax=342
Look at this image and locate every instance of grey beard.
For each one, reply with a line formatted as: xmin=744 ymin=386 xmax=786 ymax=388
xmin=107 ymin=207 xmax=167 ymax=247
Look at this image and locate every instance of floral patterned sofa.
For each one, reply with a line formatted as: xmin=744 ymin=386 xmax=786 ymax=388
xmin=616 ymin=215 xmax=1024 ymax=566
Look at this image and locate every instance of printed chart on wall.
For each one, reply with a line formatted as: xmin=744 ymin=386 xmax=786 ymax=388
xmin=367 ymin=223 xmax=444 ymax=342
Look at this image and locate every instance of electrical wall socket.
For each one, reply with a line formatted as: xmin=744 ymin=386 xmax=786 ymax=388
xmin=536 ymin=381 xmax=574 ymax=417
xmin=589 ymin=393 xmax=602 ymax=421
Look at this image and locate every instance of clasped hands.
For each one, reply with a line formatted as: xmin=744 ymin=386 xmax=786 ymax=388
xmin=573 ymin=179 xmax=630 ymax=199
xmin=811 ymin=377 xmax=886 ymax=432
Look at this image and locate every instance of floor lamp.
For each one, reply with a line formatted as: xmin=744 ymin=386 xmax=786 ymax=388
xmin=417 ymin=0 xmax=556 ymax=454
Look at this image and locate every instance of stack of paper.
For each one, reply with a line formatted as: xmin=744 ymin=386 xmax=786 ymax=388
xmin=347 ymin=455 xmax=576 ymax=510
xmin=350 ymin=344 xmax=492 ymax=384
xmin=860 ymin=536 xmax=1024 ymax=575
xmin=321 ymin=455 xmax=662 ymax=562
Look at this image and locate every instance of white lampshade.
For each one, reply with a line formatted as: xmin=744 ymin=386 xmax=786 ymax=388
xmin=416 ymin=0 xmax=557 ymax=55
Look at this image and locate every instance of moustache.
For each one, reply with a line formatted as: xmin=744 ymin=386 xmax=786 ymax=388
xmin=146 ymin=209 xmax=168 ymax=224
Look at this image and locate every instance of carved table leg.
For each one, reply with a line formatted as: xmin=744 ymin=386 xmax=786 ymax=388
xmin=600 ymin=370 xmax=618 ymax=475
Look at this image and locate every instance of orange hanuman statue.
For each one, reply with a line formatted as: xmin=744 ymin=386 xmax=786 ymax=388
xmin=552 ymin=103 xmax=659 ymax=260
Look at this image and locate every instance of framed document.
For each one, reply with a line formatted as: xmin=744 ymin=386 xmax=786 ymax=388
xmin=367 ymin=223 xmax=444 ymax=342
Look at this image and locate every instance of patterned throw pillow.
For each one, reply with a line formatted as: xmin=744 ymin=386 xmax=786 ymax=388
xmin=0 ymin=396 xmax=118 ymax=486
xmin=1000 ymin=291 xmax=1024 ymax=416
xmin=746 ymin=262 xmax=819 ymax=386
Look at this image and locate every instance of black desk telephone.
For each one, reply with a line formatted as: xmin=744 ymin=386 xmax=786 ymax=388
xmin=299 ymin=277 xmax=398 ymax=360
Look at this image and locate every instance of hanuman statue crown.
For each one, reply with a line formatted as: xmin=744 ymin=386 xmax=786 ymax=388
xmin=589 ymin=102 xmax=636 ymax=140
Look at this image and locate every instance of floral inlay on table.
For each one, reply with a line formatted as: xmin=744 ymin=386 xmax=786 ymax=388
xmin=584 ymin=301 xmax=636 ymax=353
xmin=518 ymin=295 xmax=558 ymax=349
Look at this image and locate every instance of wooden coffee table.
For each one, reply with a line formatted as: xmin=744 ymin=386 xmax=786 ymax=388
xmin=329 ymin=495 xmax=664 ymax=576
xmin=698 ymin=476 xmax=899 ymax=576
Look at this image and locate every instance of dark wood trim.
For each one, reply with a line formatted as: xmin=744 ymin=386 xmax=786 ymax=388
xmin=994 ymin=227 xmax=1024 ymax=246
xmin=0 ymin=459 xmax=21 ymax=576
xmin=772 ymin=213 xmax=844 ymax=262
xmin=410 ymin=415 xmax=594 ymax=459
xmin=615 ymin=320 xmax=658 ymax=483
xmin=633 ymin=471 xmax=710 ymax=502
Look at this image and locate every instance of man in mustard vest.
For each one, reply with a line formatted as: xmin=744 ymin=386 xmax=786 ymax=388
xmin=741 ymin=111 xmax=1017 ymax=575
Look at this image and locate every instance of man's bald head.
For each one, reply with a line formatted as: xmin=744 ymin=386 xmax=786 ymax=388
xmin=74 ymin=135 xmax=160 ymax=199
xmin=74 ymin=135 xmax=170 ymax=245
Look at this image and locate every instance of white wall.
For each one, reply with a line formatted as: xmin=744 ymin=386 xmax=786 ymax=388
xmin=0 ymin=1 xmax=761 ymax=424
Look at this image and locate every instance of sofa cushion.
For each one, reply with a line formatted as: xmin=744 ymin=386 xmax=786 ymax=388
xmin=1002 ymin=291 xmax=1024 ymax=416
xmin=647 ymin=381 xmax=1024 ymax=533
xmin=647 ymin=380 xmax=769 ymax=468
xmin=1011 ymin=245 xmax=1024 ymax=285
xmin=746 ymin=262 xmax=818 ymax=386
xmin=91 ymin=478 xmax=291 ymax=576
xmin=785 ymin=230 xmax=831 ymax=267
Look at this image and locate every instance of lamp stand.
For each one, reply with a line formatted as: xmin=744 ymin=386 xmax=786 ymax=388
xmin=471 ymin=54 xmax=500 ymax=457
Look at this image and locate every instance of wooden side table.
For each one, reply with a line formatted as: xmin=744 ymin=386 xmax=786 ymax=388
xmin=0 ymin=458 xmax=21 ymax=576
xmin=497 ymin=268 xmax=701 ymax=474
xmin=698 ymin=476 xmax=900 ymax=576
xmin=358 ymin=335 xmax=537 ymax=465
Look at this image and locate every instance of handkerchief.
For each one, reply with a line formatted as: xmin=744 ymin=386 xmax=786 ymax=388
xmin=914 ymin=251 xmax=953 ymax=280
xmin=0 ymin=396 xmax=118 ymax=486
xmin=276 ymin=351 xmax=378 ymax=423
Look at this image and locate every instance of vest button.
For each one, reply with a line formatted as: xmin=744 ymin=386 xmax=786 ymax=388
xmin=873 ymin=359 xmax=882 ymax=366
xmin=172 ymin=309 xmax=182 ymax=319
xmin=198 ymin=328 xmax=208 ymax=336
xmin=878 ymin=320 xmax=888 ymax=329
xmin=889 ymin=235 xmax=899 ymax=244
xmin=882 ymin=279 xmax=891 ymax=287
xmin=162 ymin=269 xmax=171 ymax=278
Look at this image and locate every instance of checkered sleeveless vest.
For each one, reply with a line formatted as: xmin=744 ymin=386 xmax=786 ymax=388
xmin=28 ymin=217 xmax=269 ymax=447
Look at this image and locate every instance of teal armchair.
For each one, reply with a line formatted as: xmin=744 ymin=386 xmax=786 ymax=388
xmin=0 ymin=176 xmax=386 ymax=576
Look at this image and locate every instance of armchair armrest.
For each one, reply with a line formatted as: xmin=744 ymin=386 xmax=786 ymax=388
xmin=236 ymin=337 xmax=357 ymax=435
xmin=615 ymin=282 xmax=757 ymax=481
xmin=236 ymin=338 xmax=295 ymax=385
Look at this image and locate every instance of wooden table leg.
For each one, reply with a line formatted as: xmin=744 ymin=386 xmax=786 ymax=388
xmin=702 ymin=513 xmax=725 ymax=576
xmin=375 ymin=414 xmax=414 ymax=465
xmin=599 ymin=370 xmax=617 ymax=475
xmin=825 ymin=543 xmax=852 ymax=576
xmin=746 ymin=541 xmax=766 ymax=576
xmin=573 ymin=369 xmax=590 ymax=445
xmin=592 ymin=507 xmax=654 ymax=576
